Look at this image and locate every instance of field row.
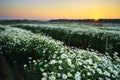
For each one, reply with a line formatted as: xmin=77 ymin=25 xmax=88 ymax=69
xmin=0 ymin=25 xmax=120 ymax=80
xmin=11 ymin=24 xmax=120 ymax=56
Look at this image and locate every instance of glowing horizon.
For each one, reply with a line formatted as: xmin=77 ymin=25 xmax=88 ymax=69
xmin=0 ymin=0 xmax=120 ymax=20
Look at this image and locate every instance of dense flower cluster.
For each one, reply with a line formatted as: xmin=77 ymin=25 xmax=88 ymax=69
xmin=0 ymin=26 xmax=120 ymax=80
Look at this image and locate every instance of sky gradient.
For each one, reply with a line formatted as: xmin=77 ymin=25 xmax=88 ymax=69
xmin=0 ymin=0 xmax=120 ymax=20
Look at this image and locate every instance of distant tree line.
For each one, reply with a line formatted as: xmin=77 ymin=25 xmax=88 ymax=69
xmin=0 ymin=19 xmax=120 ymax=25
xmin=0 ymin=20 xmax=46 ymax=25
xmin=49 ymin=19 xmax=120 ymax=23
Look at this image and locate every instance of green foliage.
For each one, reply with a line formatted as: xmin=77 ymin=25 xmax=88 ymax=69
xmin=0 ymin=26 xmax=120 ymax=80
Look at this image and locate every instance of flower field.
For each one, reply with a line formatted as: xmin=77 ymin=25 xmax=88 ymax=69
xmin=11 ymin=23 xmax=120 ymax=56
xmin=0 ymin=25 xmax=120 ymax=80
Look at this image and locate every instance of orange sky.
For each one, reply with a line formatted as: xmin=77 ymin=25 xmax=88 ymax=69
xmin=0 ymin=0 xmax=120 ymax=20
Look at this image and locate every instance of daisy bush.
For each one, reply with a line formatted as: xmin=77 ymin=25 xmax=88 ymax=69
xmin=0 ymin=25 xmax=120 ymax=80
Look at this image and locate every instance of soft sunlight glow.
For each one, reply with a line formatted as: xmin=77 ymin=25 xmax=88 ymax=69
xmin=94 ymin=15 xmax=100 ymax=22
xmin=0 ymin=0 xmax=120 ymax=19
xmin=94 ymin=18 xmax=99 ymax=22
